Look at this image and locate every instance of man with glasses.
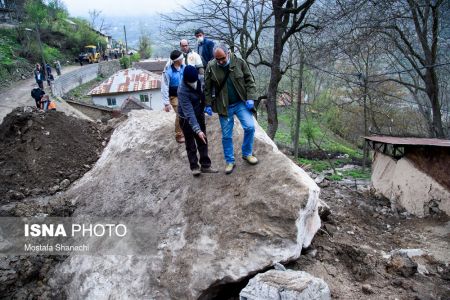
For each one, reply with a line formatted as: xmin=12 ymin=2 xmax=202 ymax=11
xmin=204 ymin=43 xmax=258 ymax=175
xmin=179 ymin=39 xmax=204 ymax=74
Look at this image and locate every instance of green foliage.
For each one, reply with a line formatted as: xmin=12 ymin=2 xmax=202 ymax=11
xmin=0 ymin=36 xmax=15 ymax=66
xmin=297 ymin=158 xmax=330 ymax=172
xmin=138 ymin=35 xmax=152 ymax=59
xmin=328 ymin=174 xmax=344 ymax=181
xmin=42 ymin=45 xmax=62 ymax=62
xmin=120 ymin=53 xmax=141 ymax=69
xmin=342 ymin=169 xmax=371 ymax=180
xmin=24 ymin=0 xmax=48 ymax=25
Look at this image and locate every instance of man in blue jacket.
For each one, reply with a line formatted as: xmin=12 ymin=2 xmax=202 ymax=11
xmin=178 ymin=65 xmax=218 ymax=176
xmin=161 ymin=50 xmax=186 ymax=143
xmin=195 ymin=29 xmax=215 ymax=68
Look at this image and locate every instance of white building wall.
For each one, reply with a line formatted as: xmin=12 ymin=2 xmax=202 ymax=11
xmin=92 ymin=89 xmax=164 ymax=111
xmin=371 ymin=152 xmax=450 ymax=217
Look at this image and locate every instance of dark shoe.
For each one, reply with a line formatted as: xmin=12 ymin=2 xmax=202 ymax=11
xmin=191 ymin=168 xmax=201 ymax=177
xmin=201 ymin=166 xmax=219 ymax=173
xmin=242 ymin=155 xmax=258 ymax=165
xmin=176 ymin=136 xmax=185 ymax=143
xmin=225 ymin=163 xmax=235 ymax=175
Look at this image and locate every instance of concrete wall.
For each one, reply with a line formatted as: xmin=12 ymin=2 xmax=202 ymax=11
xmin=51 ymin=61 xmax=121 ymax=97
xmin=66 ymin=100 xmax=114 ymax=121
xmin=92 ymin=89 xmax=163 ymax=111
xmin=52 ymin=64 xmax=98 ymax=97
xmin=371 ymin=152 xmax=450 ymax=217
xmin=98 ymin=60 xmax=121 ymax=78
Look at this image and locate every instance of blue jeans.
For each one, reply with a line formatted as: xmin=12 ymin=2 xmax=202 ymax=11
xmin=219 ymin=101 xmax=255 ymax=164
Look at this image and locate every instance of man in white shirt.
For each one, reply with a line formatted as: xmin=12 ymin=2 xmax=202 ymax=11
xmin=179 ymin=39 xmax=204 ymax=75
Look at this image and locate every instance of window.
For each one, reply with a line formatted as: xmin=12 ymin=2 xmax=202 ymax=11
xmin=140 ymin=94 xmax=149 ymax=102
xmin=107 ymin=98 xmax=116 ymax=106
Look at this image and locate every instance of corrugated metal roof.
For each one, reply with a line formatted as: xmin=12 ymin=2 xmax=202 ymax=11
xmin=364 ymin=136 xmax=450 ymax=147
xmin=89 ymin=68 xmax=161 ymax=96
xmin=133 ymin=60 xmax=168 ymax=74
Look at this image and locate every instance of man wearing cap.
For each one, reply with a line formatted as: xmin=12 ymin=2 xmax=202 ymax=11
xmin=194 ymin=29 xmax=215 ymax=68
xmin=161 ymin=50 xmax=186 ymax=143
xmin=204 ymin=43 xmax=258 ymax=175
xmin=178 ymin=65 xmax=218 ymax=176
xmin=179 ymin=39 xmax=204 ymax=74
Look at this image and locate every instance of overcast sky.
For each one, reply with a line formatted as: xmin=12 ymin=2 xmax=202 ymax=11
xmin=62 ymin=0 xmax=190 ymax=17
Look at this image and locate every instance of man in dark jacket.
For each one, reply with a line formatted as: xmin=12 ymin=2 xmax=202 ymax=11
xmin=178 ymin=65 xmax=218 ymax=176
xmin=195 ymin=29 xmax=215 ymax=68
xmin=33 ymin=63 xmax=45 ymax=89
xmin=31 ymin=86 xmax=45 ymax=108
xmin=204 ymin=43 xmax=258 ymax=174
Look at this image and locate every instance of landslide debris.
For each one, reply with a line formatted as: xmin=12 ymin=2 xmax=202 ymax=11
xmin=0 ymin=107 xmax=111 ymax=203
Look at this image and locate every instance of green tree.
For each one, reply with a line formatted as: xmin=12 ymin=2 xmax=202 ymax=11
xmin=24 ymin=0 xmax=48 ymax=26
xmin=138 ymin=34 xmax=152 ymax=59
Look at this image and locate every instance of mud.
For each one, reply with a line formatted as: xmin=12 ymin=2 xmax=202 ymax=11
xmin=288 ymin=180 xmax=450 ymax=300
xmin=0 ymin=107 xmax=112 ymax=204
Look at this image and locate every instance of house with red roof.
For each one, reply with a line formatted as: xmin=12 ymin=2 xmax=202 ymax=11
xmin=88 ymin=68 xmax=163 ymax=111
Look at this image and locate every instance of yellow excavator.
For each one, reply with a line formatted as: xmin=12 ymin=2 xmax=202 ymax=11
xmin=78 ymin=45 xmax=100 ymax=65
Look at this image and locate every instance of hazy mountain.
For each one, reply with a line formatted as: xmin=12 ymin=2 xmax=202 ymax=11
xmin=102 ymin=14 xmax=187 ymax=58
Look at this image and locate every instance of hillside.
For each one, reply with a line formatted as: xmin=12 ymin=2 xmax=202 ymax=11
xmin=0 ymin=2 xmax=109 ymax=90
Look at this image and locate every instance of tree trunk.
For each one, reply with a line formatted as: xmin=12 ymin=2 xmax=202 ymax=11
xmin=266 ymin=1 xmax=286 ymax=139
xmin=425 ymin=69 xmax=445 ymax=138
xmin=294 ymin=52 xmax=304 ymax=158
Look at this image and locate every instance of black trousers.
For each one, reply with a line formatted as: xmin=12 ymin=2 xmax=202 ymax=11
xmin=180 ymin=114 xmax=211 ymax=170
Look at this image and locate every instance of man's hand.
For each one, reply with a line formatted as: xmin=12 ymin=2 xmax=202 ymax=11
xmin=245 ymin=100 xmax=254 ymax=110
xmin=204 ymin=106 xmax=212 ymax=116
xmin=198 ymin=131 xmax=207 ymax=144
xmin=164 ymin=104 xmax=171 ymax=112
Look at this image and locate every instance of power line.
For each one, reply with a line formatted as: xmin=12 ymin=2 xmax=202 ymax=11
xmin=369 ymin=62 xmax=450 ymax=77
xmin=305 ymin=62 xmax=450 ymax=113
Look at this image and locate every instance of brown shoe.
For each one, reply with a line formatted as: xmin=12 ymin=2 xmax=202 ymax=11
xmin=176 ymin=136 xmax=185 ymax=143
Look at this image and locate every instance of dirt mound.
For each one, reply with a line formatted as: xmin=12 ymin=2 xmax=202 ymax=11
xmin=0 ymin=107 xmax=110 ymax=203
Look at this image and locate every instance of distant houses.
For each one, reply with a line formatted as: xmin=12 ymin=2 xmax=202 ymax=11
xmin=88 ymin=68 xmax=163 ymax=111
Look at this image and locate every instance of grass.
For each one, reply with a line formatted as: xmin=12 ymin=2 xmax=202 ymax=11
xmin=259 ymin=108 xmax=363 ymax=158
xmin=298 ymin=157 xmax=371 ymax=181
xmin=258 ymin=106 xmax=370 ymax=181
xmin=341 ymin=169 xmax=371 ymax=180
xmin=66 ymin=76 xmax=104 ymax=102
xmin=297 ymin=158 xmax=331 ymax=173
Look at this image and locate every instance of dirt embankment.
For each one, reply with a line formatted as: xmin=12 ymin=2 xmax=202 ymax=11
xmin=289 ymin=180 xmax=450 ymax=300
xmin=0 ymin=106 xmax=116 ymax=299
xmin=0 ymin=107 xmax=112 ymax=204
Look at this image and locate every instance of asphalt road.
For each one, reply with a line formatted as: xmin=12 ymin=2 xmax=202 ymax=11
xmin=0 ymin=65 xmax=82 ymax=124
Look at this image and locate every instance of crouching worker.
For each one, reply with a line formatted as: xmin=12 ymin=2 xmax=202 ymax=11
xmin=178 ymin=65 xmax=218 ymax=177
xmin=40 ymin=95 xmax=56 ymax=111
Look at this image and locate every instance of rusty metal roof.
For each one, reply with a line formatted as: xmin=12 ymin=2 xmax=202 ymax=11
xmin=364 ymin=136 xmax=450 ymax=147
xmin=89 ymin=68 xmax=161 ymax=96
xmin=133 ymin=60 xmax=168 ymax=74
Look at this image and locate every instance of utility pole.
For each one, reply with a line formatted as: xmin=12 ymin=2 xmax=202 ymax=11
xmin=123 ymin=25 xmax=130 ymax=67
xmin=35 ymin=23 xmax=47 ymax=82
xmin=123 ymin=25 xmax=128 ymax=54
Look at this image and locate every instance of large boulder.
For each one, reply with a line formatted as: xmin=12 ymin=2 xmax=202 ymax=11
xmin=239 ymin=269 xmax=331 ymax=300
xmin=50 ymin=110 xmax=321 ymax=299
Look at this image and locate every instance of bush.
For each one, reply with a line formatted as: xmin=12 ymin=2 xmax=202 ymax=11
xmin=120 ymin=53 xmax=141 ymax=69
xmin=43 ymin=45 xmax=62 ymax=63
